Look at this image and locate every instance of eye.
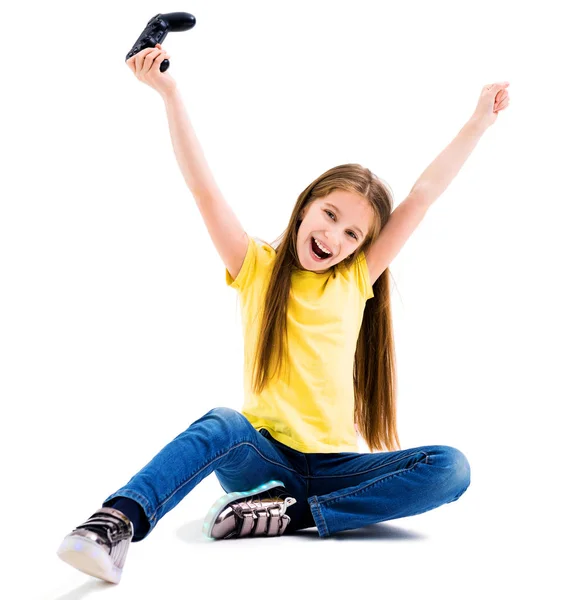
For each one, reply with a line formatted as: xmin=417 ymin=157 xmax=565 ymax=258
xmin=324 ymin=210 xmax=358 ymax=241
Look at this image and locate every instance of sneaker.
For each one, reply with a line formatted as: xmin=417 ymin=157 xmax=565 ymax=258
xmin=203 ymin=479 xmax=297 ymax=540
xmin=56 ymin=507 xmax=134 ymax=584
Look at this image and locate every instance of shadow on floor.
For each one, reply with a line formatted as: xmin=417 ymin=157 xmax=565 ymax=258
xmin=176 ymin=518 xmax=428 ymax=543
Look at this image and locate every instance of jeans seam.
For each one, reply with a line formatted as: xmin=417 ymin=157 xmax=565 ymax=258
xmin=318 ymin=452 xmax=430 ymax=507
xmin=153 ymin=440 xmax=303 ymax=519
xmin=305 ymin=450 xmax=430 ymax=481
xmin=309 ymin=497 xmax=329 ymax=537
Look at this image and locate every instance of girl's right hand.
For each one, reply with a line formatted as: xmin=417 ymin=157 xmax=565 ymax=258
xmin=126 ymin=44 xmax=177 ymax=98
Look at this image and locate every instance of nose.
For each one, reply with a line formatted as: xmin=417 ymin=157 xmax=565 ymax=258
xmin=323 ymin=233 xmax=339 ymax=251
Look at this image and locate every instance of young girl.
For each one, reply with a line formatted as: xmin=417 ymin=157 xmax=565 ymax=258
xmin=57 ymin=44 xmax=510 ymax=584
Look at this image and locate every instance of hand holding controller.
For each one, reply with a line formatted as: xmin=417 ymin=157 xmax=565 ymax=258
xmin=125 ymin=12 xmax=196 ymax=73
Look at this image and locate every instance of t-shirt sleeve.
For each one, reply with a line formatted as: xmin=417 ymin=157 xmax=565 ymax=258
xmin=226 ymin=236 xmax=276 ymax=293
xmin=225 ymin=235 xmax=257 ymax=292
xmin=355 ymin=252 xmax=375 ymax=301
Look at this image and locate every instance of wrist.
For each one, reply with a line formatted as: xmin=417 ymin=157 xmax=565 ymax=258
xmin=161 ymin=85 xmax=179 ymax=103
xmin=467 ymin=116 xmax=489 ymax=136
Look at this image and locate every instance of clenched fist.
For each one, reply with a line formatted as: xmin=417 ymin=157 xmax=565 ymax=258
xmin=126 ymin=43 xmax=177 ymax=98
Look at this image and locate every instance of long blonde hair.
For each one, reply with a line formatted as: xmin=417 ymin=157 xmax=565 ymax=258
xmin=251 ymin=163 xmax=401 ymax=452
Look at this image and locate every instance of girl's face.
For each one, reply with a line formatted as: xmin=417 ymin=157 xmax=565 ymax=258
xmin=297 ymin=190 xmax=375 ymax=273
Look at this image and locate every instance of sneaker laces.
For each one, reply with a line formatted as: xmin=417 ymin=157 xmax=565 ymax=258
xmin=74 ymin=509 xmax=133 ymax=545
xmin=232 ymin=487 xmax=295 ymax=535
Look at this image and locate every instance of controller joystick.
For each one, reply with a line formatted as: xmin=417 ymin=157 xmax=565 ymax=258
xmin=125 ymin=12 xmax=196 ymax=72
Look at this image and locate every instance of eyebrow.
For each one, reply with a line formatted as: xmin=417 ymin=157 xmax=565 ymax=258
xmin=324 ymin=203 xmax=365 ymax=238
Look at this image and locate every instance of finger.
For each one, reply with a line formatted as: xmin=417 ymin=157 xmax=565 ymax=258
xmin=143 ymin=51 xmax=169 ymax=77
xmin=144 ymin=49 xmax=162 ymax=63
xmin=495 ymin=98 xmax=509 ymax=111
xmin=141 ymin=49 xmax=163 ymax=74
xmin=498 ymin=91 xmax=509 ymax=104
xmin=494 ymin=90 xmax=508 ymax=109
xmin=136 ymin=47 xmax=158 ymax=74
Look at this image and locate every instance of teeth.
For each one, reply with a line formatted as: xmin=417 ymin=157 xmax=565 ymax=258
xmin=314 ymin=238 xmax=332 ymax=255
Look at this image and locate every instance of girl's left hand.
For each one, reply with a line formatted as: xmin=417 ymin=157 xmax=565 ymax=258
xmin=472 ymin=81 xmax=511 ymax=129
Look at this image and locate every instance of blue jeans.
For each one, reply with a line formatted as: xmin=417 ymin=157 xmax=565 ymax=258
xmin=102 ymin=407 xmax=471 ymax=541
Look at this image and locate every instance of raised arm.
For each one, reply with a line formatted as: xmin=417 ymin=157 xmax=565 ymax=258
xmin=162 ymin=87 xmax=248 ymax=279
xmin=126 ymin=45 xmax=248 ymax=280
xmin=365 ymin=82 xmax=510 ymax=286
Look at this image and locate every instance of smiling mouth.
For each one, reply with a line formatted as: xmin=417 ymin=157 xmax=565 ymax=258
xmin=310 ymin=236 xmax=333 ymax=260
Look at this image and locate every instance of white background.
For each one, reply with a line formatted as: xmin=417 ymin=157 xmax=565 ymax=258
xmin=1 ymin=0 xmax=578 ymax=598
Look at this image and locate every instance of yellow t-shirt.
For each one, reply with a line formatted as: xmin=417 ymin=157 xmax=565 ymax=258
xmin=226 ymin=236 xmax=374 ymax=453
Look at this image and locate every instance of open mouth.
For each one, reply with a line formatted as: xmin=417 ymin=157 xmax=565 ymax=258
xmin=310 ymin=236 xmax=333 ymax=261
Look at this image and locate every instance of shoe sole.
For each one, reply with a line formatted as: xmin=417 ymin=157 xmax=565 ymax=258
xmin=202 ymin=479 xmax=286 ymax=540
xmin=57 ymin=534 xmax=122 ymax=584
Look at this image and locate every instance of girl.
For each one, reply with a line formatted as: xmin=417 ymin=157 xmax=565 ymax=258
xmin=57 ymin=44 xmax=510 ymax=584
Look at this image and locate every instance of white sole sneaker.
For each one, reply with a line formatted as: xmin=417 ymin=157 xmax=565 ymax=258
xmin=57 ymin=507 xmax=133 ymax=584
xmin=57 ymin=534 xmax=123 ymax=584
xmin=202 ymin=479 xmax=297 ymax=540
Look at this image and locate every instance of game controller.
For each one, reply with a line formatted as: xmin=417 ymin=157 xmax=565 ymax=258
xmin=125 ymin=12 xmax=196 ymax=72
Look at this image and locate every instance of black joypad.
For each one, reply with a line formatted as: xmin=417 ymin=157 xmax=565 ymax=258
xmin=125 ymin=12 xmax=196 ymax=72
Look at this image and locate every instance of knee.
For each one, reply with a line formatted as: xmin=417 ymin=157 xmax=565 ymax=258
xmin=437 ymin=445 xmax=471 ymax=498
xmin=208 ymin=406 xmax=241 ymax=420
xmin=191 ymin=406 xmax=248 ymax=432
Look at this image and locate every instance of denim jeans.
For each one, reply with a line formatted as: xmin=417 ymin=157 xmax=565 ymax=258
xmin=102 ymin=407 xmax=471 ymax=541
